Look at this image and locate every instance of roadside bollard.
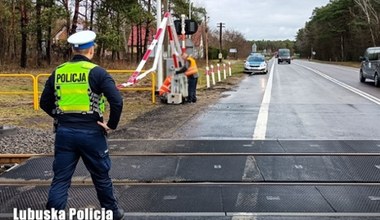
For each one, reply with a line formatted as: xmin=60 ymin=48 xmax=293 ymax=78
xmin=217 ymin=64 xmax=221 ymax=82
xmin=206 ymin=66 xmax=210 ymax=88
xmin=228 ymin=62 xmax=232 ymax=76
xmin=223 ymin=63 xmax=227 ymax=80
xmin=210 ymin=65 xmax=216 ymax=86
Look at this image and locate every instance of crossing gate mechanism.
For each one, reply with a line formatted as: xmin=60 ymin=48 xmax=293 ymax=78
xmin=165 ymin=62 xmax=188 ymax=104
xmin=118 ymin=12 xmax=189 ymax=104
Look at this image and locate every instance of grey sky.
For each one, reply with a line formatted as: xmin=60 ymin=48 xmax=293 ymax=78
xmin=193 ymin=0 xmax=330 ymax=41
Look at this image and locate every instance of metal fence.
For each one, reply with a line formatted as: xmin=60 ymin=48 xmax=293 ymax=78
xmin=0 ymin=71 xmax=156 ymax=110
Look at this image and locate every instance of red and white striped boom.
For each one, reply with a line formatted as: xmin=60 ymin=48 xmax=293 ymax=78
xmin=118 ymin=12 xmax=183 ymax=88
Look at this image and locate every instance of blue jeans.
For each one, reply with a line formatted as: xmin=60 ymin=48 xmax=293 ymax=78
xmin=46 ymin=126 xmax=118 ymax=212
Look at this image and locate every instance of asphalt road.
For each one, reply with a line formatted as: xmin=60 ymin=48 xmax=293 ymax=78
xmin=173 ymin=59 xmax=380 ymax=140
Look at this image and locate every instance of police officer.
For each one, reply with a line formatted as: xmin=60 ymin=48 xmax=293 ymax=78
xmin=176 ymin=52 xmax=199 ymax=103
xmin=40 ymin=30 xmax=124 ymax=220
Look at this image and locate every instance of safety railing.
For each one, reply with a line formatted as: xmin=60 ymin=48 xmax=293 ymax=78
xmin=1 ymin=70 xmax=156 ymax=111
xmin=0 ymin=74 xmax=37 ymax=110
xmin=35 ymin=73 xmax=51 ymax=111
xmin=107 ymin=70 xmax=156 ymax=104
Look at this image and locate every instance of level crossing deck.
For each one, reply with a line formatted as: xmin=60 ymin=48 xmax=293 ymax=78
xmin=1 ymin=140 xmax=380 ymax=220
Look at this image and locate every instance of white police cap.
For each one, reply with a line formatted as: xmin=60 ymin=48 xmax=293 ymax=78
xmin=67 ymin=30 xmax=96 ymax=49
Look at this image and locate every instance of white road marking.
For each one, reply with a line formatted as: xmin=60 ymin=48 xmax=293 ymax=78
xmin=242 ymin=156 xmax=260 ymax=181
xmin=163 ymin=195 xmax=177 ymax=200
xmin=369 ymin=196 xmax=380 ymax=201
xmin=253 ymin=61 xmax=276 ymax=140
xmin=266 ymin=195 xmax=281 ymax=200
xmin=214 ymin=165 xmax=222 ymax=169
xmin=296 ymin=63 xmax=380 ymax=105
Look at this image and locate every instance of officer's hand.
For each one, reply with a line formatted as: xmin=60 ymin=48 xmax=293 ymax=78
xmin=97 ymin=121 xmax=111 ymax=132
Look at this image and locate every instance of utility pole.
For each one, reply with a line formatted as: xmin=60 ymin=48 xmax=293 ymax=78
xmin=217 ymin=22 xmax=225 ymax=63
xmin=188 ymin=0 xmax=193 ymax=19
xmin=205 ymin=14 xmax=209 ymax=67
xmin=187 ymin=0 xmax=192 ymax=39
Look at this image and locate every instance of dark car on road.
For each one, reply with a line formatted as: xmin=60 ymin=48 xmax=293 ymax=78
xmin=277 ymin=48 xmax=291 ymax=64
xmin=360 ymin=47 xmax=380 ymax=87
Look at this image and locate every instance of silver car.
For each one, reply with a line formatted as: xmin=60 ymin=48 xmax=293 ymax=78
xmin=244 ymin=54 xmax=268 ymax=74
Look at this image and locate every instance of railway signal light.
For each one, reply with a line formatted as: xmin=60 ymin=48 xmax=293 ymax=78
xmin=174 ymin=19 xmax=198 ymax=35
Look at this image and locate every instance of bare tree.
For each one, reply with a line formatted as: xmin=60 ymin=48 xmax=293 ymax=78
xmin=57 ymin=0 xmax=70 ymax=36
xmin=90 ymin=0 xmax=95 ymax=30
xmin=19 ymin=0 xmax=29 ymax=68
xmin=46 ymin=0 xmax=54 ymax=65
xmin=70 ymin=0 xmax=82 ymax=35
xmin=354 ymin=0 xmax=379 ymax=46
xmin=36 ymin=0 xmax=43 ymax=66
xmin=10 ymin=0 xmax=17 ymax=60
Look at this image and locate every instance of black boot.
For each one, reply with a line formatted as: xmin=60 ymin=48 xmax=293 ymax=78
xmin=113 ymin=209 xmax=124 ymax=220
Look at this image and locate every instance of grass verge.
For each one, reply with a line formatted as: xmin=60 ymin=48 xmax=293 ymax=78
xmin=0 ymin=59 xmax=244 ymax=131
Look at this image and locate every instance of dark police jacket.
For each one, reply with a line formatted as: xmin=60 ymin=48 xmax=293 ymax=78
xmin=40 ymin=55 xmax=123 ymax=131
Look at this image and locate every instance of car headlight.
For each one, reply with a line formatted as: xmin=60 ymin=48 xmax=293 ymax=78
xmin=245 ymin=62 xmax=250 ymax=68
xmin=260 ymin=62 xmax=266 ymax=68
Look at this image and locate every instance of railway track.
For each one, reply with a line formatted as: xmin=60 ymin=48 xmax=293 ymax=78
xmin=1 ymin=151 xmax=380 ymax=162
xmin=0 ymin=154 xmax=41 ymax=164
xmin=1 ymin=151 xmax=380 ymax=161
xmin=1 ymin=151 xmax=380 ymax=185
xmin=1 ymin=143 xmax=380 ymax=217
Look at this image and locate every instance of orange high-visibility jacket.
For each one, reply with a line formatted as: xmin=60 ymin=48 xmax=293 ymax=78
xmin=185 ymin=57 xmax=199 ymax=78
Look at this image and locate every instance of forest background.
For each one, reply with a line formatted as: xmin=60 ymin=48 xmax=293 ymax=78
xmin=0 ymin=0 xmax=379 ymax=70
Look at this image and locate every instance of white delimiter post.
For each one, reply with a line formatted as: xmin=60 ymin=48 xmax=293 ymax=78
xmin=210 ymin=65 xmax=216 ymax=85
xmin=157 ymin=0 xmax=163 ymax=90
xmin=217 ymin=63 xmax=221 ymax=82
xmin=206 ymin=66 xmax=210 ymax=88
xmin=228 ymin=62 xmax=232 ymax=76
xmin=223 ymin=63 xmax=226 ymax=79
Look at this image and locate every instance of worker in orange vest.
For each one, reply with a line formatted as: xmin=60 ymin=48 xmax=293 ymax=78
xmin=175 ymin=53 xmax=199 ymax=103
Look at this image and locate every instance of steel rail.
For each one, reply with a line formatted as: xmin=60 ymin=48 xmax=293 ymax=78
xmin=108 ymin=152 xmax=380 ymax=156
xmin=1 ymin=152 xmax=380 ymax=162
xmin=125 ymin=212 xmax=380 ymax=217
xmin=0 ymin=154 xmax=44 ymax=164
xmin=2 ymin=181 xmax=380 ymax=186
xmin=2 ymin=212 xmax=380 ymax=218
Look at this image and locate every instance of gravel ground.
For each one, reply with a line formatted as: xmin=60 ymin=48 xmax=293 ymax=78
xmin=0 ymin=128 xmax=54 ymax=154
xmin=0 ymin=73 xmax=245 ymax=154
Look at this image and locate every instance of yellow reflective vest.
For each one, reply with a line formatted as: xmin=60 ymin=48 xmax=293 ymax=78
xmin=54 ymin=61 xmax=105 ymax=115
